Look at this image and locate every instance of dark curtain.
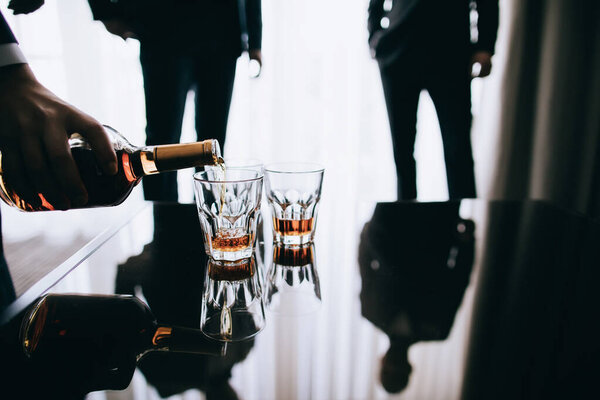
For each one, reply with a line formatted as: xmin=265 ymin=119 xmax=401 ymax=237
xmin=488 ymin=0 xmax=600 ymax=217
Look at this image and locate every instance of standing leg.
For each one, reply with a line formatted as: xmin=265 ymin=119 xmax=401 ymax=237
xmin=139 ymin=44 xmax=192 ymax=201
xmin=427 ymin=61 xmax=476 ymax=199
xmin=192 ymin=51 xmax=238 ymax=153
xmin=379 ymin=60 xmax=422 ymax=200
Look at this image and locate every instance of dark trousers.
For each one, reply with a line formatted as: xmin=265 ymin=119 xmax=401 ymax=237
xmin=379 ymin=55 xmax=476 ymax=200
xmin=139 ymin=44 xmax=238 ymax=201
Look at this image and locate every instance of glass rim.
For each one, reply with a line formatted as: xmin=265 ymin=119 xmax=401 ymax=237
xmin=264 ymin=162 xmax=325 ymax=174
xmin=193 ymin=169 xmax=263 ymax=184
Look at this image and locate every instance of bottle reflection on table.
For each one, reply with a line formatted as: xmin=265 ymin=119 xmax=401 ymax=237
xmin=115 ymin=203 xmax=255 ymax=399
xmin=18 ymin=293 xmax=225 ymax=396
xmin=358 ymin=202 xmax=475 ymax=394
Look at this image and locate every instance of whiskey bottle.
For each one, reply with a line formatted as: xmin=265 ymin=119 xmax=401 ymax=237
xmin=0 ymin=126 xmax=223 ymax=211
xmin=19 ymin=293 xmax=226 ymax=393
xmin=21 ymin=293 xmax=225 ymax=362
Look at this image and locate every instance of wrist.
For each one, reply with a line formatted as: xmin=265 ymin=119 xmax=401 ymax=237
xmin=0 ymin=63 xmax=37 ymax=94
xmin=0 ymin=43 xmax=27 ymax=68
xmin=471 ymin=46 xmax=494 ymax=56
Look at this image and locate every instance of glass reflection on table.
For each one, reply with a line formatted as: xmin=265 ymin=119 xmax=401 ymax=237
xmin=265 ymin=243 xmax=321 ymax=315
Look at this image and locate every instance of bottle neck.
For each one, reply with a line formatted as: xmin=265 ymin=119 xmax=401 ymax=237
xmin=135 ymin=140 xmax=222 ymax=177
xmin=140 ymin=325 xmax=226 ymax=361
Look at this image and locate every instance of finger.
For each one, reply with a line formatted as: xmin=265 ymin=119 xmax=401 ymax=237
xmin=1 ymin=149 xmax=42 ymax=210
xmin=478 ymin=64 xmax=491 ymax=78
xmin=479 ymin=63 xmax=492 ymax=77
xmin=470 ymin=61 xmax=482 ymax=78
xmin=65 ymin=112 xmax=117 ymax=175
xmin=41 ymin=124 xmax=88 ymax=208
xmin=8 ymin=0 xmax=44 ymax=14
xmin=21 ymin=132 xmax=71 ymax=210
xmin=249 ymin=59 xmax=262 ymax=78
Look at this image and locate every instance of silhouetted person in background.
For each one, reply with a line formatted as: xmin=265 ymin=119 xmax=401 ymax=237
xmin=368 ymin=0 xmax=498 ymax=200
xmin=358 ymin=202 xmax=475 ymax=393
xmin=88 ymin=0 xmax=263 ymax=201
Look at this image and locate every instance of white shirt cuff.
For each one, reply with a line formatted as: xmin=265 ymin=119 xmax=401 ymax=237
xmin=0 ymin=43 xmax=27 ymax=67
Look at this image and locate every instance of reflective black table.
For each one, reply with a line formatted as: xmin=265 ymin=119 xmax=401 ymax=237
xmin=1 ymin=199 xmax=599 ymax=400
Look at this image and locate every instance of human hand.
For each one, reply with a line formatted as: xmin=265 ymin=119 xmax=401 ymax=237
xmin=101 ymin=19 xmax=137 ymax=41
xmin=7 ymin=0 xmax=44 ymax=15
xmin=248 ymin=49 xmax=262 ymax=78
xmin=0 ymin=64 xmax=118 ymax=210
xmin=470 ymin=51 xmax=493 ymax=78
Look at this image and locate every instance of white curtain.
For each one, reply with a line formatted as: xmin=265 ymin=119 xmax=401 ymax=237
xmin=485 ymin=0 xmax=600 ymax=217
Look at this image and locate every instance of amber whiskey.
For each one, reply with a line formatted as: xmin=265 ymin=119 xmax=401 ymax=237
xmin=212 ymin=230 xmax=252 ymax=252
xmin=273 ymin=217 xmax=314 ymax=236
xmin=0 ymin=147 xmax=139 ymax=212
xmin=208 ymin=257 xmax=256 ymax=281
xmin=273 ymin=244 xmax=314 ymax=266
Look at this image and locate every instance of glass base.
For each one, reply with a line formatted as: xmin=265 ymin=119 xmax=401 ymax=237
xmin=273 ymin=232 xmax=314 ymax=246
xmin=201 ymin=309 xmax=265 ymax=342
xmin=210 ymin=247 xmax=254 ymax=262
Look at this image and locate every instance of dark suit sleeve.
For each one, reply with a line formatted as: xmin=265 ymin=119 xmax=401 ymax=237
xmin=0 ymin=10 xmax=18 ymax=44
xmin=368 ymin=0 xmax=385 ymax=43
xmin=0 ymin=211 xmax=16 ymax=311
xmin=87 ymin=0 xmax=132 ymax=21
xmin=246 ymin=0 xmax=262 ymax=50
xmin=474 ymin=0 xmax=499 ymax=54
